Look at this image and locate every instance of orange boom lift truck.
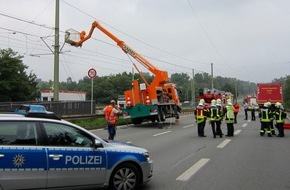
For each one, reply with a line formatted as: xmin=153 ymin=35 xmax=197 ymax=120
xmin=65 ymin=21 xmax=181 ymax=125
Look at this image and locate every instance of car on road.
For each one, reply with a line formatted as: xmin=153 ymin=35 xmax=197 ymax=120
xmin=0 ymin=113 xmax=153 ymax=190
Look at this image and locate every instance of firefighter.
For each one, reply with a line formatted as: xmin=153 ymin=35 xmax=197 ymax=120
xmin=225 ymin=100 xmax=235 ymax=137
xmin=102 ymin=100 xmax=121 ymax=140
xmin=273 ymin=102 xmax=287 ymax=137
xmin=259 ymin=102 xmax=273 ymax=137
xmin=209 ymin=99 xmax=223 ymax=138
xmin=267 ymin=102 xmax=276 ymax=135
xmin=216 ymin=99 xmax=224 ymax=121
xmin=194 ymin=99 xmax=208 ymax=137
xmin=216 ymin=99 xmax=224 ymax=135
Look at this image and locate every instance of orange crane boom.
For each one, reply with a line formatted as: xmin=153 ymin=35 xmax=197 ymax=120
xmin=69 ymin=21 xmax=168 ymax=89
xmin=65 ymin=20 xmax=181 ymax=125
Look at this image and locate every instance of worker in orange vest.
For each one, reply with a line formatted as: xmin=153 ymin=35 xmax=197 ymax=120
xmin=233 ymin=101 xmax=240 ymax=124
xmin=103 ymin=100 xmax=121 ymax=140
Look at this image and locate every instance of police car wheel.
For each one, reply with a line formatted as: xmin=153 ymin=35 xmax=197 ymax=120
xmin=110 ymin=163 xmax=141 ymax=190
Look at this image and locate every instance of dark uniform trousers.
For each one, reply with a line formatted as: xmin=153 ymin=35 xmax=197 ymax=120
xmin=260 ymin=122 xmax=272 ymax=137
xmin=211 ymin=121 xmax=222 ymax=138
xmin=275 ymin=122 xmax=284 ymax=137
xmin=197 ymin=120 xmax=206 ymax=136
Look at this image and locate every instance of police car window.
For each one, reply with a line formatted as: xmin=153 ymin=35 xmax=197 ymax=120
xmin=42 ymin=122 xmax=93 ymax=147
xmin=0 ymin=122 xmax=38 ymax=145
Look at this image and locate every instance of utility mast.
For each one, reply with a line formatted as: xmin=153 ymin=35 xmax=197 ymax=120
xmin=53 ymin=0 xmax=60 ymax=101
xmin=211 ymin=63 xmax=214 ymax=89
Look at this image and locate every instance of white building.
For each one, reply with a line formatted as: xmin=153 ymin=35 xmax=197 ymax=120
xmin=40 ymin=90 xmax=86 ymax=101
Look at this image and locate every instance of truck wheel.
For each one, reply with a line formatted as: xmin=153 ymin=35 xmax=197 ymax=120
xmin=159 ymin=109 xmax=166 ymax=121
xmin=109 ymin=163 xmax=141 ymax=190
xmin=132 ymin=118 xmax=142 ymax=125
xmin=175 ymin=113 xmax=180 ymax=119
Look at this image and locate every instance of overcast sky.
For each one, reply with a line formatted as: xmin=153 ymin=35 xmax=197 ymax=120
xmin=1 ymin=0 xmax=290 ymax=83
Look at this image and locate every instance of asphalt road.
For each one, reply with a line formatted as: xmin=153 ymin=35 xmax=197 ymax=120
xmin=91 ymin=111 xmax=290 ymax=190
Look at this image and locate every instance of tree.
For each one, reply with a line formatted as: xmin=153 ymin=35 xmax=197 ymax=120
xmin=0 ymin=48 xmax=38 ymax=102
xmin=171 ymin=73 xmax=191 ymax=102
xmin=282 ymin=76 xmax=290 ymax=109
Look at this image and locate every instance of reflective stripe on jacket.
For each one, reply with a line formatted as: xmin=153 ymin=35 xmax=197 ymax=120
xmin=104 ymin=105 xmax=117 ymax=125
xmin=260 ymin=108 xmax=270 ymax=122
xmin=210 ymin=106 xmax=220 ymax=121
xmin=225 ymin=105 xmax=235 ymax=123
xmin=195 ymin=105 xmax=206 ymax=124
xmin=275 ymin=110 xmax=286 ymax=123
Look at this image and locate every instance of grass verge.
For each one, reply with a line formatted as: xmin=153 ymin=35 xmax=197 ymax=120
xmin=69 ymin=117 xmax=131 ymax=130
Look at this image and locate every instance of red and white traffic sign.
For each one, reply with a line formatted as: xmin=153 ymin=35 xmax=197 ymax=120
xmin=88 ymin=68 xmax=97 ymax=79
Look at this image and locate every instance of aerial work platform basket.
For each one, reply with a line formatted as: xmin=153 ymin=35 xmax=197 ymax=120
xmin=65 ymin=29 xmax=80 ymax=46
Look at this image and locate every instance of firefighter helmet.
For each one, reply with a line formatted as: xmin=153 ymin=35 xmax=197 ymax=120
xmin=216 ymin=99 xmax=221 ymax=105
xmin=275 ymin=102 xmax=281 ymax=108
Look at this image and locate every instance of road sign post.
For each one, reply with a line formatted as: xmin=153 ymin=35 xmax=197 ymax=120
xmin=88 ymin=68 xmax=97 ymax=114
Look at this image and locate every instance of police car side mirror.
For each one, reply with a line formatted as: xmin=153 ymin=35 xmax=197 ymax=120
xmin=94 ymin=139 xmax=103 ymax=149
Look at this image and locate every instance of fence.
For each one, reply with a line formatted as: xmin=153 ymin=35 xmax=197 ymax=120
xmin=0 ymin=101 xmax=95 ymax=117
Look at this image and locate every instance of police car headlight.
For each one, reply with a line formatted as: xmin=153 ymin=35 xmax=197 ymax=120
xmin=144 ymin=152 xmax=150 ymax=160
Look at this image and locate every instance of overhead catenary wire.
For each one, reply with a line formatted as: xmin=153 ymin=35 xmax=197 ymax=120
xmin=62 ymin=0 xmax=210 ymax=66
xmin=0 ymin=2 xmax=220 ymax=80
xmin=186 ymin=0 xmax=237 ymax=73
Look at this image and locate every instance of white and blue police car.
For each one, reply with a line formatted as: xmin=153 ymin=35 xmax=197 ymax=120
xmin=0 ymin=113 xmax=153 ymax=190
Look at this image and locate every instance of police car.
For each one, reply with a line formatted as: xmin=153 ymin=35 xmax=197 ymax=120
xmin=0 ymin=114 xmax=153 ymax=190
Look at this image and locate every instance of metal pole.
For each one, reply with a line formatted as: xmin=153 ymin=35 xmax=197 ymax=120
xmin=53 ymin=0 xmax=59 ymax=101
xmin=91 ymin=79 xmax=93 ymax=114
xmin=131 ymin=67 xmax=135 ymax=104
xmin=192 ymin=69 xmax=195 ymax=106
xmin=235 ymin=78 xmax=238 ymax=101
xmin=211 ymin=63 xmax=214 ymax=90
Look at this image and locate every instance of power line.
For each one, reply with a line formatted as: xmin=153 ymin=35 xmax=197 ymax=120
xmin=186 ymin=0 xmax=235 ymax=72
xmin=0 ymin=12 xmax=55 ymax=30
xmin=62 ymin=0 xmax=210 ymax=66
xmin=0 ymin=4 xmax=212 ymax=79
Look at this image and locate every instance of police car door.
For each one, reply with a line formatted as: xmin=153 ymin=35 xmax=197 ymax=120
xmin=42 ymin=122 xmax=107 ymax=188
xmin=0 ymin=121 xmax=47 ymax=189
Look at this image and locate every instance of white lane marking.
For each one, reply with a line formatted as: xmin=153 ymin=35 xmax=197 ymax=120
xmin=234 ymin=129 xmax=242 ymax=135
xmin=217 ymin=139 xmax=232 ymax=148
xmin=176 ymin=158 xmax=210 ymax=181
xmin=183 ymin=124 xmax=194 ymax=129
xmin=153 ymin=131 xmax=171 ymax=137
xmin=242 ymin=123 xmax=248 ymax=128
xmin=247 ymin=120 xmax=251 ymax=122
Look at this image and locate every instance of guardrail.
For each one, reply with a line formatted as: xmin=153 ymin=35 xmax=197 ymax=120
xmin=0 ymin=101 xmax=194 ymax=119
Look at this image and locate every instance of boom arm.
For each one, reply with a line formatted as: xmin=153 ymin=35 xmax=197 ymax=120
xmin=67 ymin=21 xmax=168 ymax=86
